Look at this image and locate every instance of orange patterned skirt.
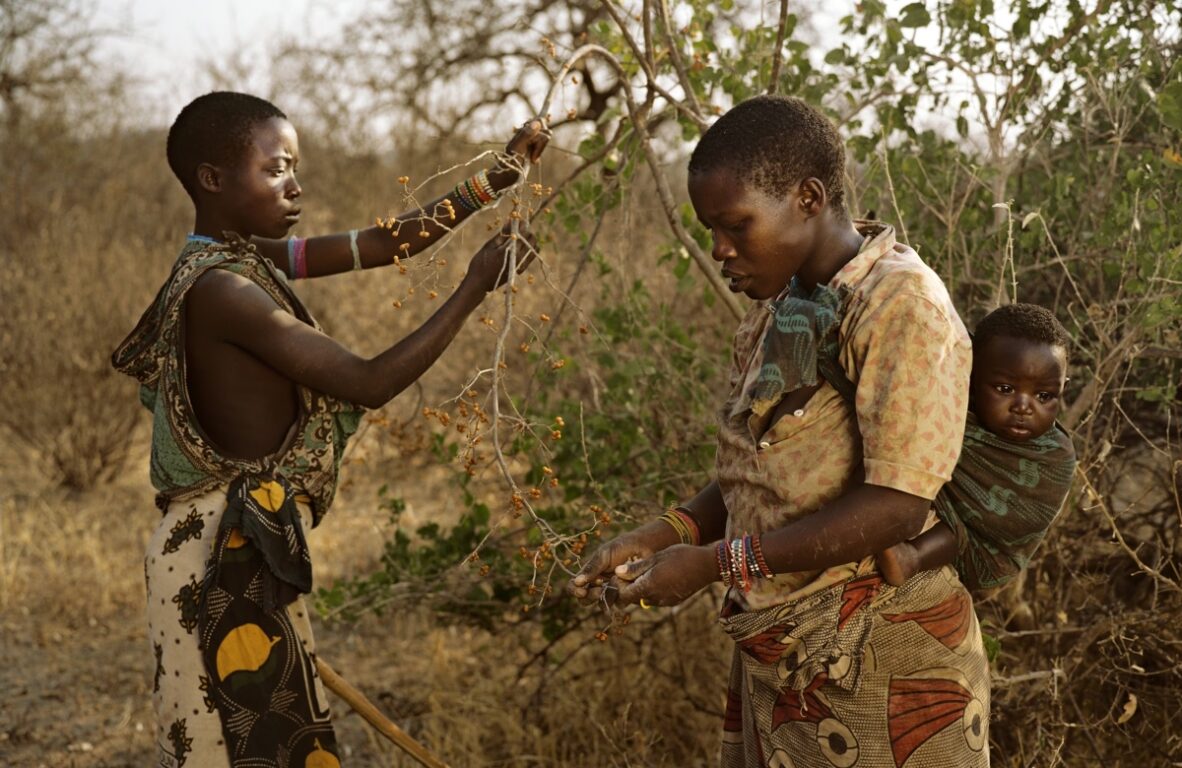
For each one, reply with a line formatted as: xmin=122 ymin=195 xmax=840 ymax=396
xmin=718 ymin=567 xmax=989 ymax=767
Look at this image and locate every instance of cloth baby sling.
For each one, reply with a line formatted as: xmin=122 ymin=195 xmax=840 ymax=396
xmin=749 ymin=280 xmax=1076 ymax=591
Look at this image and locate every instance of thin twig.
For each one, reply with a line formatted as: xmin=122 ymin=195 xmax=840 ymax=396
xmin=767 ymin=0 xmax=791 ymax=95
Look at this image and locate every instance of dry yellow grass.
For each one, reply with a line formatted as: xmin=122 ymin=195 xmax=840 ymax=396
xmin=0 ymin=422 xmax=733 ymax=767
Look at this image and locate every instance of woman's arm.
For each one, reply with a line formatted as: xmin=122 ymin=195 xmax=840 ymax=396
xmin=611 ymin=482 xmax=929 ymax=606
xmin=187 ymin=225 xmax=536 ymax=409
xmin=252 ymin=120 xmax=548 ymax=279
xmin=758 ymin=483 xmax=928 ymax=573
xmin=674 ymin=479 xmax=729 ymax=544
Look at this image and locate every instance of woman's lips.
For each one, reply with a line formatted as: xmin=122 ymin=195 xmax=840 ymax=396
xmin=724 ymin=272 xmax=749 ymax=292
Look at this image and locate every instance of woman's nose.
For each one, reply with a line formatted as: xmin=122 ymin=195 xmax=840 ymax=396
xmin=285 ymin=177 xmax=301 ymax=199
xmin=711 ymin=233 xmax=735 ymax=262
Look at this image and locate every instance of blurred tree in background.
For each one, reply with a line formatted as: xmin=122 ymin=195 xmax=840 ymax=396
xmin=3 ymin=0 xmax=1179 ymax=763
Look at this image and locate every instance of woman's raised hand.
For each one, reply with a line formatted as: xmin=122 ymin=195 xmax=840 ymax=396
xmin=488 ymin=119 xmax=549 ymax=192
xmin=464 ymin=222 xmax=538 ymax=294
xmin=505 ymin=118 xmax=549 ymax=165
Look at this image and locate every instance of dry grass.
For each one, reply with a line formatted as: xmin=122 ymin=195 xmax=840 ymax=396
xmin=0 ymin=426 xmax=732 ymax=767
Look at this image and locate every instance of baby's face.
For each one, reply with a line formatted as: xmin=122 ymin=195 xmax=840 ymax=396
xmin=970 ymin=336 xmax=1067 ymax=442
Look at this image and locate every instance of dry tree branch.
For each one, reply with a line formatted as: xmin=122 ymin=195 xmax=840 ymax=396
xmin=657 ymin=0 xmax=704 ymax=118
xmin=598 ymin=0 xmax=709 ymax=131
xmin=537 ymin=41 xmax=743 ymax=321
xmin=443 ymin=37 xmax=745 ymax=594
xmin=1077 ymin=466 xmax=1181 ymax=595
xmin=766 ymin=0 xmax=791 ymax=96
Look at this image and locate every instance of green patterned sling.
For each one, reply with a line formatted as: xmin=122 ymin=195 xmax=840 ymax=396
xmin=748 ymin=279 xmax=1076 ymax=590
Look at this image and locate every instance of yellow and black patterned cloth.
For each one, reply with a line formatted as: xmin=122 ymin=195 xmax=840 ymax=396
xmin=197 ymin=475 xmax=339 ymax=766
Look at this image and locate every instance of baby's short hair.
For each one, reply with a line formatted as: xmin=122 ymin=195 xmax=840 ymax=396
xmin=688 ymin=95 xmax=847 ymax=216
xmin=974 ymin=303 xmax=1071 ymax=355
xmin=167 ymin=91 xmax=287 ymax=200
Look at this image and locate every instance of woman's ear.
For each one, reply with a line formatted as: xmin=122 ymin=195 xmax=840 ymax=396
xmin=197 ymin=163 xmax=221 ymax=194
xmin=798 ymin=177 xmax=827 ymax=217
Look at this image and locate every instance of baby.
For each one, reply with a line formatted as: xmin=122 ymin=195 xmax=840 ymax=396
xmin=878 ymin=303 xmax=1077 ymax=589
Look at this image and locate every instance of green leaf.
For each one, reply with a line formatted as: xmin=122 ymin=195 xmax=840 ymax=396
xmin=981 ymin=631 xmax=1001 ymax=663
xmin=899 ymin=2 xmax=931 ymax=28
xmin=1158 ymin=81 xmax=1182 ymax=131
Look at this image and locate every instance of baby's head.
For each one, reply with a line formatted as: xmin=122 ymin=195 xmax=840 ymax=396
xmin=970 ymin=304 xmax=1071 ymax=442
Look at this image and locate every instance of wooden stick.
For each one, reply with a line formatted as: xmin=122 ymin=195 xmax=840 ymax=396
xmin=315 ymin=657 xmax=450 ymax=768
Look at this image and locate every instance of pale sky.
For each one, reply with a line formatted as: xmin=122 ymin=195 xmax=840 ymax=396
xmin=93 ymin=0 xmax=363 ymax=124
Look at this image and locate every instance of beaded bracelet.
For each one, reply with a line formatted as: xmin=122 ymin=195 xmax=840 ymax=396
xmin=716 ymin=541 xmax=733 ymax=588
xmin=752 ymin=534 xmax=773 ymax=578
xmin=452 ymin=169 xmax=499 ymax=212
xmin=673 ymin=507 xmax=701 ymax=545
xmin=716 ymin=534 xmax=775 ymax=593
xmin=732 ymin=538 xmax=749 ymax=591
xmin=658 ymin=510 xmax=692 ymax=545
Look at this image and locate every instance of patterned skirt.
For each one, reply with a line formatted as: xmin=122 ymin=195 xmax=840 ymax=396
xmin=144 ymin=486 xmax=337 ymax=768
xmin=719 ymin=567 xmax=990 ymax=767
